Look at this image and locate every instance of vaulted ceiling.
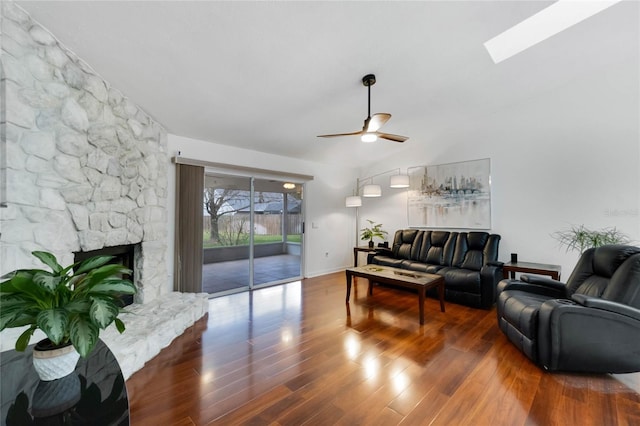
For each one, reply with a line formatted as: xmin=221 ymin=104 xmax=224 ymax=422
xmin=18 ymin=1 xmax=638 ymax=166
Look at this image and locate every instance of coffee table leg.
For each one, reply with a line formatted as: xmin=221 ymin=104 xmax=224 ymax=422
xmin=419 ymin=289 xmax=425 ymax=325
xmin=438 ymin=281 xmax=445 ymax=312
xmin=346 ymin=271 xmax=352 ymax=303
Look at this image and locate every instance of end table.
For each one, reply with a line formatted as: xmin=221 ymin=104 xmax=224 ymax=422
xmin=502 ymin=261 xmax=561 ymax=281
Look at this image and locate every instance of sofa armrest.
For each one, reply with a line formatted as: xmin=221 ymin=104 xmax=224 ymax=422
xmin=571 ymin=294 xmax=640 ymax=321
xmin=481 ymin=263 xmax=502 ymax=277
xmin=374 ymin=247 xmax=393 ymax=257
xmin=538 ymin=298 xmax=640 ymax=372
xmin=521 ymin=275 xmax=566 ymax=292
xmin=479 ymin=264 xmax=503 ymax=308
xmin=498 ymin=280 xmax=566 ymax=298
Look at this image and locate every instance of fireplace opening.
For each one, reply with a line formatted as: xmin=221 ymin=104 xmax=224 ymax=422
xmin=74 ymin=244 xmax=136 ymax=306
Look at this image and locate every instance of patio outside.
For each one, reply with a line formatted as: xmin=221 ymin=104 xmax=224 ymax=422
xmin=202 ymin=175 xmax=303 ymax=294
xmin=202 ymin=254 xmax=301 ymax=294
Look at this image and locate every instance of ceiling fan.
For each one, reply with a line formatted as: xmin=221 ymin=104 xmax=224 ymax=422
xmin=317 ymin=74 xmax=408 ymax=143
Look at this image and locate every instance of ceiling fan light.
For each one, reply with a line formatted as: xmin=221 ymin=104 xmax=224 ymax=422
xmin=361 ymin=133 xmax=377 ymax=143
xmin=363 ymin=184 xmax=382 ymax=197
xmin=389 ymin=174 xmax=410 ymax=188
xmin=345 ymin=195 xmax=362 ymax=207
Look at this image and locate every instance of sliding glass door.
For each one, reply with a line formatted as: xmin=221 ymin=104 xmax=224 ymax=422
xmin=252 ymin=178 xmax=302 ymax=287
xmin=201 ymin=173 xmax=303 ymax=295
xmin=202 ymin=174 xmax=252 ymax=294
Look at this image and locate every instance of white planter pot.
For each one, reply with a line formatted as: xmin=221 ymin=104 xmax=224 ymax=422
xmin=32 ymin=340 xmax=80 ymax=381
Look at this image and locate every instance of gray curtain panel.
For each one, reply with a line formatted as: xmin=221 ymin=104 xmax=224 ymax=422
xmin=174 ymin=163 xmax=204 ymax=293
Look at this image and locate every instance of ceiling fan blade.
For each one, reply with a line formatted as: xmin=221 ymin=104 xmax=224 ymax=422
xmin=378 ymin=132 xmax=408 ymax=143
xmin=317 ymin=131 xmax=363 ymax=138
xmin=365 ymin=113 xmax=391 ymax=132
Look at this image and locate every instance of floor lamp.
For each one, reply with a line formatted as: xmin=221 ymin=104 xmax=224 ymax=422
xmin=346 ymin=169 xmax=409 ymax=248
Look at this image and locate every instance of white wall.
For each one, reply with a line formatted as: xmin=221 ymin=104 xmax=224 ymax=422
xmin=166 ymin=47 xmax=639 ymax=286
xmin=165 ymin=134 xmax=358 ymax=293
xmin=357 ymin=51 xmax=640 ymax=278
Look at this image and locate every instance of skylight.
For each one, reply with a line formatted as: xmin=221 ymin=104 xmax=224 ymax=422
xmin=484 ymin=0 xmax=623 ymax=64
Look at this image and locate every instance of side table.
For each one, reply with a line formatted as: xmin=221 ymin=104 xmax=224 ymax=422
xmin=502 ymin=261 xmax=562 ymax=281
xmin=353 ymin=246 xmax=392 ymax=267
xmin=353 ymin=246 xmax=376 ymax=267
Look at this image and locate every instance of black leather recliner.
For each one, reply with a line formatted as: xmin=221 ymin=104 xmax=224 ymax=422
xmin=496 ymin=244 xmax=640 ymax=373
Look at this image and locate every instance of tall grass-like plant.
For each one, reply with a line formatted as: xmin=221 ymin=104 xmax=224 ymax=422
xmin=0 ymin=251 xmax=136 ymax=357
xmin=552 ymin=225 xmax=630 ymax=253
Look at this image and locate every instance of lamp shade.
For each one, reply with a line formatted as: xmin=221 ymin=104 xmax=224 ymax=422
xmin=362 ymin=184 xmax=382 ymax=197
xmin=389 ymin=174 xmax=410 ymax=188
xmin=345 ymin=195 xmax=362 ymax=207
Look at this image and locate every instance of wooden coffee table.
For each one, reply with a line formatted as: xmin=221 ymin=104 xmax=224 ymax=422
xmin=345 ymin=265 xmax=445 ymax=324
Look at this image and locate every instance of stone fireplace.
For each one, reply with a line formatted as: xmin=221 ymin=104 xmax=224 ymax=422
xmin=0 ymin=1 xmax=169 ymax=300
xmin=74 ymin=244 xmax=139 ymax=306
xmin=0 ymin=3 xmax=208 ymax=379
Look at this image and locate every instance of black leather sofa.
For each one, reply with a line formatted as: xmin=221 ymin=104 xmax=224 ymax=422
xmin=496 ymin=244 xmax=640 ymax=373
xmin=368 ymin=229 xmax=502 ymax=309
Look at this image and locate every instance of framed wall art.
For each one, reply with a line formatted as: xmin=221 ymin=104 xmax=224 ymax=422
xmin=407 ymin=158 xmax=491 ymax=229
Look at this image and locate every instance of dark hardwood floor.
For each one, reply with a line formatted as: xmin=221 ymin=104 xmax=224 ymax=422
xmin=126 ymin=272 xmax=640 ymax=425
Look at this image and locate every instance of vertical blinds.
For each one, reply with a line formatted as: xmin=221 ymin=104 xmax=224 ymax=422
xmin=174 ymin=163 xmax=204 ymax=293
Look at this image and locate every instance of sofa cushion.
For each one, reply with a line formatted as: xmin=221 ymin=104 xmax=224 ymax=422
xmin=449 ymin=232 xmax=501 ymax=272
xmin=402 ymin=260 xmax=446 ymax=274
xmin=371 ymin=256 xmax=404 ymax=268
xmin=603 ymin=253 xmax=640 ymax=307
xmin=574 ymin=276 xmax=610 ymax=297
xmin=451 ymin=232 xmax=490 ymax=271
xmin=566 ymin=246 xmax=640 ymax=305
xmin=438 ymin=267 xmax=481 ymax=293
xmin=498 ymin=290 xmax=549 ymax=340
xmin=418 ymin=231 xmax=454 ymax=266
xmin=410 ymin=231 xmax=425 ymax=261
xmin=593 ymin=245 xmax=640 ymax=277
xmin=391 ymin=229 xmax=419 ymax=260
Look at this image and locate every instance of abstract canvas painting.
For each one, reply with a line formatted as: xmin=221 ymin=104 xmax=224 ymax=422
xmin=407 ymin=159 xmax=491 ymax=229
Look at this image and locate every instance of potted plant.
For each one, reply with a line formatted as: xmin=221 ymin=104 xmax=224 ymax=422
xmin=0 ymin=251 xmax=136 ymax=381
xmin=552 ymin=225 xmax=630 ymax=253
xmin=360 ymin=219 xmax=388 ymax=248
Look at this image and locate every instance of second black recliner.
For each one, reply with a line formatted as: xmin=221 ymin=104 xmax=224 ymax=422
xmin=496 ymin=244 xmax=640 ymax=373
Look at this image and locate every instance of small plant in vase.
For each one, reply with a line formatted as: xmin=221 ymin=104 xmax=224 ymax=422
xmin=0 ymin=251 xmax=136 ymax=380
xmin=360 ymin=219 xmax=388 ymax=248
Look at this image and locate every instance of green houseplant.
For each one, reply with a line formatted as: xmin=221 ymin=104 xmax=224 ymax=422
xmin=0 ymin=251 xmax=136 ymax=379
xmin=552 ymin=225 xmax=630 ymax=253
xmin=360 ymin=219 xmax=388 ymax=248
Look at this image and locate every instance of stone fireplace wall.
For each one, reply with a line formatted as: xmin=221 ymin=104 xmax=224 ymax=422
xmin=1 ymin=3 xmax=168 ymax=303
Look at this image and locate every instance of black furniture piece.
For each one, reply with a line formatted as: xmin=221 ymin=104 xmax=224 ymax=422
xmin=496 ymin=244 xmax=640 ymax=373
xmin=368 ymin=230 xmax=502 ymax=309
xmin=1 ymin=340 xmax=129 ymax=425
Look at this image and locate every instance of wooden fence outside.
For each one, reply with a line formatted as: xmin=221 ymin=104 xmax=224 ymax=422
xmin=204 ymin=214 xmax=302 ymax=236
